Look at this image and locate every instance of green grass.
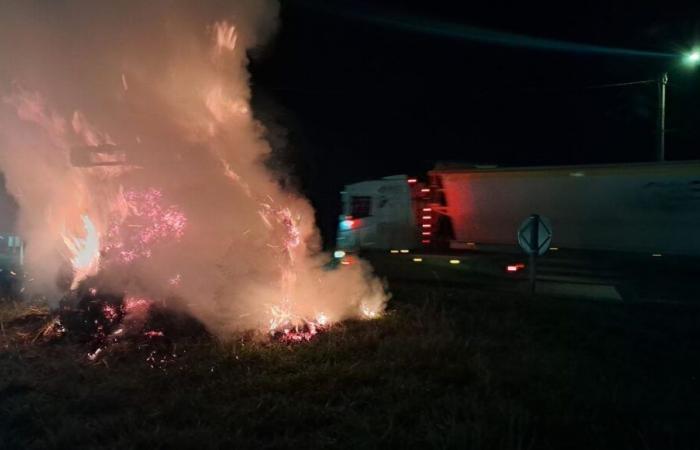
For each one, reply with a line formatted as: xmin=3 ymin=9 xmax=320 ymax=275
xmin=1 ymin=282 xmax=700 ymax=450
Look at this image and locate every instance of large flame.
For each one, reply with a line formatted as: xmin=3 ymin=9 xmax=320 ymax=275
xmin=0 ymin=1 xmax=388 ymax=335
xmin=62 ymin=215 xmax=100 ymax=290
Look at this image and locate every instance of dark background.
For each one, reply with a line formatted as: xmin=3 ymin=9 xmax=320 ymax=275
xmin=251 ymin=0 xmax=700 ymax=246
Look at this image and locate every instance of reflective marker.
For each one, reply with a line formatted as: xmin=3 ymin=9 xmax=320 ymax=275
xmin=400 ymin=249 xmax=409 ymax=253
xmin=413 ymin=258 xmax=423 ymax=263
xmin=449 ymin=259 xmax=460 ymax=264
xmin=390 ymin=250 xmax=399 ymax=254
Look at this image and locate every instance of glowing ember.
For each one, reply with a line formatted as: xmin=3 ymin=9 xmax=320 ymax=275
xmin=62 ymin=215 xmax=100 ymax=290
xmin=268 ymin=303 xmax=295 ymax=333
xmin=269 ymin=309 xmax=332 ymax=343
xmin=102 ymin=304 xmax=120 ymax=323
xmin=87 ymin=347 xmax=103 ymax=361
xmin=259 ymin=204 xmax=301 ymax=251
xmin=104 ymin=188 xmax=187 ymax=263
xmin=277 ymin=328 xmax=317 ymax=343
xmin=144 ymin=330 xmax=165 ymax=338
xmin=124 ymin=296 xmax=151 ymax=313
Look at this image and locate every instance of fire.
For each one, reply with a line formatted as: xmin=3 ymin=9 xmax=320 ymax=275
xmin=87 ymin=348 xmax=103 ymax=361
xmin=206 ymin=86 xmax=249 ymax=123
xmin=214 ymin=21 xmax=238 ymax=52
xmin=168 ymin=274 xmax=182 ymax=286
xmin=124 ymin=296 xmax=151 ymax=313
xmin=62 ymin=215 xmax=100 ymax=290
xmin=271 ymin=310 xmax=332 ymax=344
xmin=315 ymin=312 xmax=328 ymax=326
xmin=144 ymin=330 xmax=164 ymax=338
xmin=103 ymin=188 xmax=187 ymax=263
xmin=0 ymin=3 xmax=389 ymax=342
xmin=268 ymin=303 xmax=294 ymax=332
xmin=102 ymin=304 xmax=120 ymax=323
xmin=360 ymin=303 xmax=381 ymax=320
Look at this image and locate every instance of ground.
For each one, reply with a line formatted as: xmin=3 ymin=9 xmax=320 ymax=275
xmin=2 ymin=275 xmax=700 ymax=449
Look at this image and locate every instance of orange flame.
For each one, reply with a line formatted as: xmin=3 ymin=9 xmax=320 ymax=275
xmin=214 ymin=21 xmax=237 ymax=52
xmin=62 ymin=214 xmax=100 ymax=290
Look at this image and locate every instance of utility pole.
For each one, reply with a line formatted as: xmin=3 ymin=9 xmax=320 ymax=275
xmin=657 ymin=72 xmax=668 ymax=162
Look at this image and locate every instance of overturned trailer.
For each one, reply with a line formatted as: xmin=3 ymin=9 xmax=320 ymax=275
xmin=337 ymin=161 xmax=700 ymax=256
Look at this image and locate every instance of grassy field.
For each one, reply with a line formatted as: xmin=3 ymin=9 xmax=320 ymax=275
xmin=2 ymin=280 xmax=700 ymax=450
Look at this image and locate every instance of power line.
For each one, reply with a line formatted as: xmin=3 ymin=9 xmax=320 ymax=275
xmin=582 ymin=79 xmax=656 ymax=89
xmin=264 ymin=78 xmax=658 ymax=96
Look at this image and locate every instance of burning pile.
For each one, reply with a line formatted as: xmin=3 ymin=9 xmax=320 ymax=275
xmin=57 ymin=290 xmax=207 ymax=366
xmin=0 ymin=0 xmax=388 ymax=352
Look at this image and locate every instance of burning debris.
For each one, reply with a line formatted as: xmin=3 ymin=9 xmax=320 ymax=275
xmin=272 ymin=319 xmax=330 ymax=344
xmin=50 ymin=284 xmax=210 ymax=364
xmin=103 ymin=188 xmax=187 ymax=264
xmin=0 ymin=0 xmax=388 ymax=344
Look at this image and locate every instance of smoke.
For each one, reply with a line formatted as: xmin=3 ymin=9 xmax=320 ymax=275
xmin=0 ymin=0 xmax=387 ymax=334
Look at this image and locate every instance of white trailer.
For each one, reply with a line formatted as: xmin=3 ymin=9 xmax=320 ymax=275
xmin=431 ymin=161 xmax=700 ymax=256
xmin=336 ymin=161 xmax=700 ymax=257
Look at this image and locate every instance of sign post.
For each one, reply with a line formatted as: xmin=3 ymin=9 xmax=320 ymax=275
xmin=517 ymin=214 xmax=553 ymax=294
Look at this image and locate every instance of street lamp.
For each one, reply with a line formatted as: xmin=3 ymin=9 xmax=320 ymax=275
xmin=684 ymin=50 xmax=700 ymax=65
xmin=657 ymin=49 xmax=700 ymax=161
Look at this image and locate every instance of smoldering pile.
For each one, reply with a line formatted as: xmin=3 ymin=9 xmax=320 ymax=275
xmin=3 ymin=270 xmax=337 ymax=367
xmin=4 ymin=277 xmax=203 ymax=367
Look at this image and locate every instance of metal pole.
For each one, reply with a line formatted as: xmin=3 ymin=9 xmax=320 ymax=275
xmin=529 ymin=253 xmax=536 ymax=294
xmin=529 ymin=215 xmax=539 ymax=294
xmin=657 ymin=72 xmax=668 ymax=162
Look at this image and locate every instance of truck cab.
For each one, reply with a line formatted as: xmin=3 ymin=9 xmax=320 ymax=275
xmin=336 ymin=175 xmax=425 ymax=253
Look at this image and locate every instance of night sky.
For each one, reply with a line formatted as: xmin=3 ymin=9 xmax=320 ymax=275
xmin=250 ymin=1 xmax=700 ymax=245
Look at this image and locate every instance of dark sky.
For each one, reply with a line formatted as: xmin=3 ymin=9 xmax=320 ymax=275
xmin=251 ymin=0 xmax=700 ymax=244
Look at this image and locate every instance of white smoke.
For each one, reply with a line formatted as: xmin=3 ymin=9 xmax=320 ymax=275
xmin=0 ymin=0 xmax=387 ymax=334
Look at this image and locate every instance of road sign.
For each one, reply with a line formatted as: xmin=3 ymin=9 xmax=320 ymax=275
xmin=518 ymin=214 xmax=553 ymax=295
xmin=518 ymin=214 xmax=552 ymax=256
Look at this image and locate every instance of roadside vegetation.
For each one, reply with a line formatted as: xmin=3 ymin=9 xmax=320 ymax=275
xmin=2 ymin=281 xmax=699 ymax=449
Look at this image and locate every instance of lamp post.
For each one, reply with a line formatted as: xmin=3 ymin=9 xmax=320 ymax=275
xmin=657 ymin=50 xmax=700 ymax=162
xmin=657 ymin=72 xmax=667 ymax=161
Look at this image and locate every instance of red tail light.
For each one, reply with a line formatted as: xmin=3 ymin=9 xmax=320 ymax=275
xmin=506 ymin=263 xmax=526 ymax=273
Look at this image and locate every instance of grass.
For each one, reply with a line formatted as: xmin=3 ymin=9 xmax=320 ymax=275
xmin=1 ymin=281 xmax=700 ymax=449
